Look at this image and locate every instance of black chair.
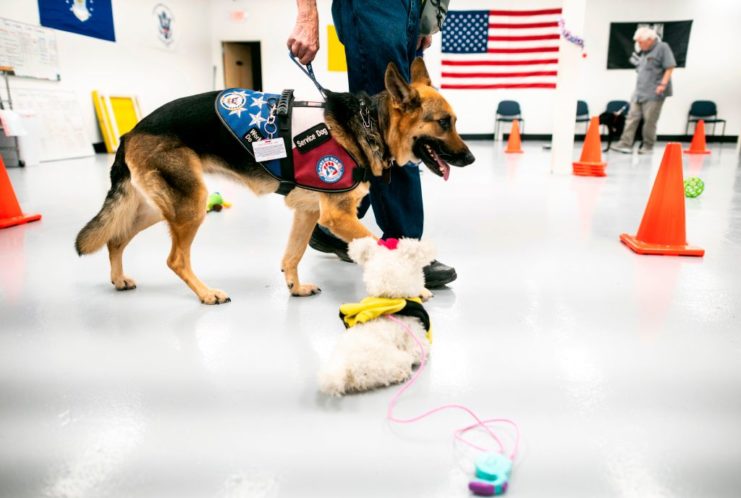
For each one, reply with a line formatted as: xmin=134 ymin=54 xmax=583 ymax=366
xmin=686 ymin=100 xmax=726 ymax=137
xmin=576 ymin=100 xmax=590 ymax=132
xmin=606 ymin=100 xmax=630 ymax=115
xmin=495 ymin=100 xmax=524 ymax=138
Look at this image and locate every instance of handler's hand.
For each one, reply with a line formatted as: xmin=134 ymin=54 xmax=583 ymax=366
xmin=417 ymin=35 xmax=432 ymax=51
xmin=287 ymin=13 xmax=319 ymax=64
xmin=655 ymin=83 xmax=666 ymax=95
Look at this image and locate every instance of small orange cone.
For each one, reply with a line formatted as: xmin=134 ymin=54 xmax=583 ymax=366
xmin=572 ymin=116 xmax=606 ymax=176
xmin=684 ymin=119 xmax=711 ymax=154
xmin=0 ymin=156 xmax=41 ymax=229
xmin=504 ymin=119 xmax=523 ymax=153
xmin=620 ymin=143 xmax=704 ymax=256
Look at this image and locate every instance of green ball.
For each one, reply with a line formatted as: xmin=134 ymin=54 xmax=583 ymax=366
xmin=684 ymin=177 xmax=704 ymax=198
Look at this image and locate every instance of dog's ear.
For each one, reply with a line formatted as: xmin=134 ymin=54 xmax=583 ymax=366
xmin=385 ymin=62 xmax=420 ymax=109
xmin=348 ymin=237 xmax=378 ymax=265
xmin=410 ymin=57 xmax=431 ymax=86
xmin=396 ymin=238 xmax=436 ymax=268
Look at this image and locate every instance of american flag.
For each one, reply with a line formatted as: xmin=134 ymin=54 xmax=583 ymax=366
xmin=441 ymin=8 xmax=563 ymax=90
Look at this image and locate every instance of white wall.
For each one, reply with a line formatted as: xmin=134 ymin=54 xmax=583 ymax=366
xmin=3 ymin=0 xmax=736 ymax=143
xmin=429 ymin=0 xmax=741 ymax=135
xmin=210 ymin=0 xmax=741 ymax=137
xmin=0 ymin=0 xmax=212 ymax=143
xmin=209 ymin=0 xmax=348 ymax=100
xmin=578 ymin=0 xmax=741 ymax=137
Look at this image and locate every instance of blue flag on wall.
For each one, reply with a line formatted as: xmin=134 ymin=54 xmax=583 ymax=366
xmin=38 ymin=0 xmax=116 ymax=42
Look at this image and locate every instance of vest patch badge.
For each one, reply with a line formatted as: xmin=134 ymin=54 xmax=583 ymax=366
xmin=294 ymin=123 xmax=331 ymax=153
xmin=316 ymin=155 xmax=345 ymax=184
xmin=220 ymin=90 xmax=249 ymax=117
xmin=243 ymin=128 xmax=265 ymax=143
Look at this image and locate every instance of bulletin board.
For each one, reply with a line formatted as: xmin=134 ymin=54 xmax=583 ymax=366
xmin=0 ymin=18 xmax=60 ymax=81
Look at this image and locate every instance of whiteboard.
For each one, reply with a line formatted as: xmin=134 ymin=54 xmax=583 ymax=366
xmin=12 ymin=88 xmax=93 ymax=162
xmin=0 ymin=18 xmax=60 ymax=81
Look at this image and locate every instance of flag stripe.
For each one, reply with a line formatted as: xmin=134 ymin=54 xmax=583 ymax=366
xmin=441 ymin=83 xmax=557 ymax=89
xmin=487 ymin=46 xmax=559 ymax=53
xmin=489 ymin=8 xmax=562 ymax=16
xmin=442 ymin=58 xmax=559 ymax=66
xmin=442 ymin=71 xmax=557 ymax=78
xmin=489 ymin=22 xmax=559 ymax=29
xmin=488 ymin=34 xmax=560 ymax=41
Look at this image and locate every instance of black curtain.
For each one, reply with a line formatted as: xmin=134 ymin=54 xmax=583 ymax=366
xmin=607 ymin=21 xmax=693 ymax=69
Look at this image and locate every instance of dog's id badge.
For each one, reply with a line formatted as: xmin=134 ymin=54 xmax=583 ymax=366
xmin=252 ymin=138 xmax=288 ymax=162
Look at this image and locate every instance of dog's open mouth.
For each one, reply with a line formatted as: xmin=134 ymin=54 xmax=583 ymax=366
xmin=413 ymin=138 xmax=451 ymax=181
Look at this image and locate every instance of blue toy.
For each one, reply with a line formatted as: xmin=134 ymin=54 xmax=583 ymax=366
xmin=468 ymin=452 xmax=513 ymax=496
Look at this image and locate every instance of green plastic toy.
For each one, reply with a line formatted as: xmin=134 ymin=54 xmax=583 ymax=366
xmin=207 ymin=192 xmax=232 ymax=212
xmin=684 ymin=177 xmax=704 ymax=198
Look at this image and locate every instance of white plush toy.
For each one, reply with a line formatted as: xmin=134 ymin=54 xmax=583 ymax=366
xmin=318 ymin=237 xmax=437 ymax=396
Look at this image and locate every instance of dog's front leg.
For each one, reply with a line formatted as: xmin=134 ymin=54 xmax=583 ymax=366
xmin=281 ymin=208 xmax=322 ymax=296
xmin=317 ymin=194 xmax=375 ymax=243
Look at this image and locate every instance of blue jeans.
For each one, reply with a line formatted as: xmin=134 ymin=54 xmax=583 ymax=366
xmin=331 ymin=0 xmax=424 ymax=239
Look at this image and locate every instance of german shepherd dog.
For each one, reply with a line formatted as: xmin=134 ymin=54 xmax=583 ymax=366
xmin=75 ymin=58 xmax=475 ymax=304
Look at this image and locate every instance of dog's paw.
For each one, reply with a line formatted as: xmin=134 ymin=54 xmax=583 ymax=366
xmin=291 ymin=283 xmax=322 ymax=297
xmin=112 ymin=275 xmax=137 ymax=291
xmin=200 ymin=288 xmax=231 ymax=305
xmin=419 ymin=287 xmax=433 ymax=301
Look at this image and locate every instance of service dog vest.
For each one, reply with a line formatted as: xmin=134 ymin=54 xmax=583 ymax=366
xmin=215 ymin=88 xmax=363 ymax=194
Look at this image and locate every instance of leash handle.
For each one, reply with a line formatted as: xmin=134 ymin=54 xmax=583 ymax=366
xmin=288 ymin=52 xmax=327 ymax=99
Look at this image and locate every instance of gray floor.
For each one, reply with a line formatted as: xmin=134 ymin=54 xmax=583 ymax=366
xmin=1 ymin=142 xmax=740 ymax=498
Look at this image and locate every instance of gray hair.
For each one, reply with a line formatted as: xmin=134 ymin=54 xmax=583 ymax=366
xmin=633 ymin=26 xmax=658 ymax=41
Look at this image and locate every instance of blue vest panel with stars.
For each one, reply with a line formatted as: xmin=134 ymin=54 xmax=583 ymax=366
xmin=216 ymin=89 xmax=283 ymax=178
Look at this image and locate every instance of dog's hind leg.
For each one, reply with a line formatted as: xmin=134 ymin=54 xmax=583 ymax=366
xmin=107 ymin=199 xmax=162 ymax=290
xmin=128 ymin=138 xmax=229 ymax=304
xmin=161 ymin=172 xmax=230 ymax=305
xmin=281 ymin=208 xmax=321 ymax=296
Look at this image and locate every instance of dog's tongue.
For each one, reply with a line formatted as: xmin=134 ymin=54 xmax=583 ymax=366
xmin=430 ymin=148 xmax=451 ymax=182
xmin=441 ymin=163 xmax=450 ymax=181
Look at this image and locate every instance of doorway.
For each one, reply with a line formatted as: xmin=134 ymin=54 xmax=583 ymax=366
xmin=222 ymin=41 xmax=262 ymax=90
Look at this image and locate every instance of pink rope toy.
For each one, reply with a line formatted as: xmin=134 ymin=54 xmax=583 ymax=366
xmin=385 ymin=314 xmax=520 ymax=494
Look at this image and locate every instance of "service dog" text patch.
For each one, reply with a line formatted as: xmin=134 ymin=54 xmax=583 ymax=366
xmin=293 ymin=123 xmax=331 ymax=153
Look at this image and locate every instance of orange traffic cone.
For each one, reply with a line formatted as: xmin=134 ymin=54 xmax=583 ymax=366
xmin=684 ymin=119 xmax=711 ymax=154
xmin=504 ymin=119 xmax=523 ymax=153
xmin=620 ymin=143 xmax=704 ymax=256
xmin=572 ymin=116 xmax=606 ymax=176
xmin=0 ymin=156 xmax=41 ymax=229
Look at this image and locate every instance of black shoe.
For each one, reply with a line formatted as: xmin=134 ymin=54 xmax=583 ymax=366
xmin=308 ymin=226 xmax=353 ymax=262
xmin=423 ymin=260 xmax=457 ymax=288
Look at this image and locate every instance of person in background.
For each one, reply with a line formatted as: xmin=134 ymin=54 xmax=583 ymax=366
xmin=612 ymin=26 xmax=676 ymax=155
xmin=287 ymin=0 xmax=458 ymax=289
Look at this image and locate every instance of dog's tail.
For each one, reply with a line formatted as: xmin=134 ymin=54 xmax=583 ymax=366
xmin=75 ymin=137 xmax=135 ymax=255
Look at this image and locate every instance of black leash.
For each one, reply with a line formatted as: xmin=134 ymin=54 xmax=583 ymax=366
xmin=288 ymin=52 xmax=327 ymax=99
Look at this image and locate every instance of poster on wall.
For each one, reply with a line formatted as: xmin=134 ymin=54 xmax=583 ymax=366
xmin=38 ymin=0 xmax=116 ymax=42
xmin=152 ymin=3 xmax=176 ymax=50
xmin=327 ymin=25 xmax=346 ymax=72
xmin=607 ymin=21 xmax=692 ymax=69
